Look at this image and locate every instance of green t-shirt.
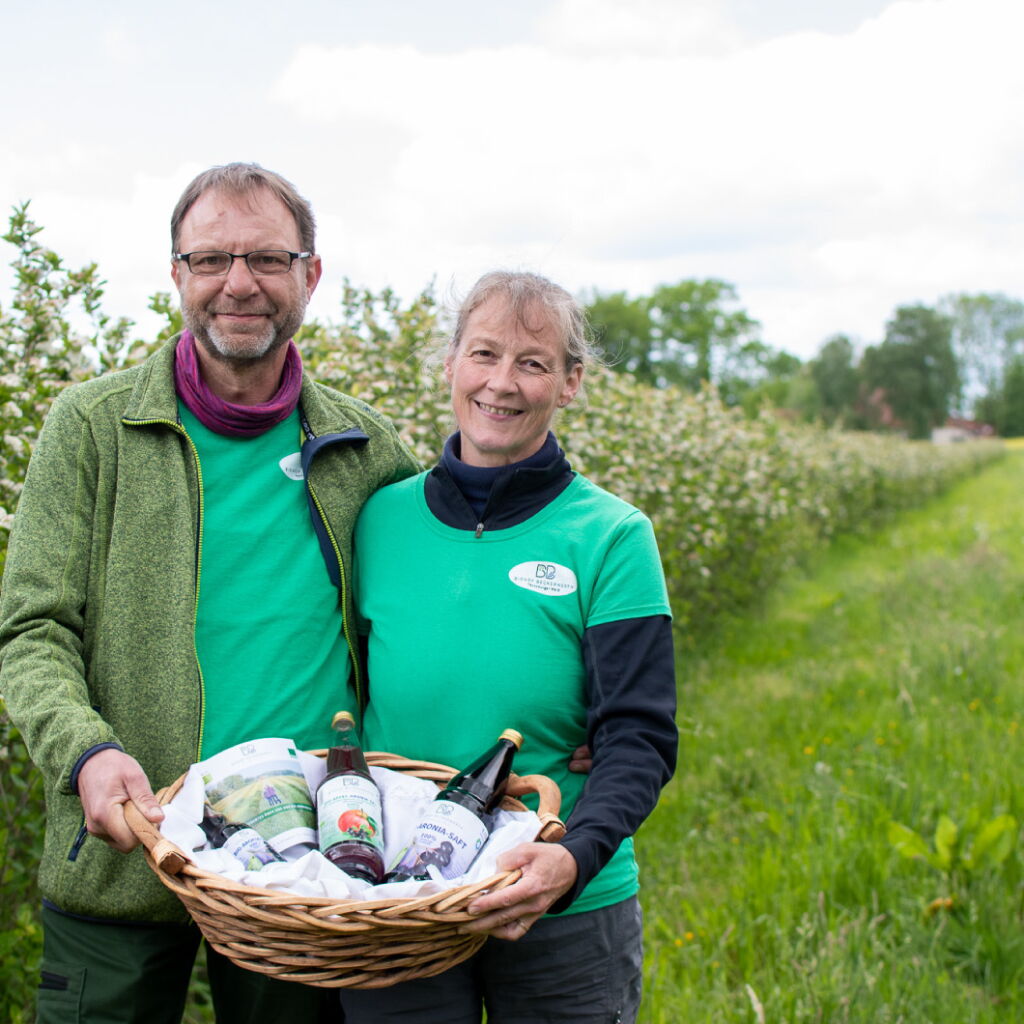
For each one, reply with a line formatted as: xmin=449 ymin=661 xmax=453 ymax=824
xmin=354 ymin=471 xmax=671 ymax=915
xmin=179 ymin=405 xmax=353 ymax=758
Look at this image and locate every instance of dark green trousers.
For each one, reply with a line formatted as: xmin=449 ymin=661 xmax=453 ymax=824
xmin=37 ymin=906 xmax=339 ymax=1024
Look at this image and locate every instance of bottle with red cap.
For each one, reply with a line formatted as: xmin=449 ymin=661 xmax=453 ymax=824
xmin=315 ymin=711 xmax=385 ymax=883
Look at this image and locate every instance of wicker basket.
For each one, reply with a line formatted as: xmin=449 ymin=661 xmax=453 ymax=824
xmin=125 ymin=751 xmax=564 ymax=989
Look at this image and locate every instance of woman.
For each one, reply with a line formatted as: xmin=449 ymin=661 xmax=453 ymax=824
xmin=341 ymin=271 xmax=677 ymax=1024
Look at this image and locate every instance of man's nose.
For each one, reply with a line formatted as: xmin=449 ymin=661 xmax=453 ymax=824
xmin=222 ymin=255 xmax=260 ymax=296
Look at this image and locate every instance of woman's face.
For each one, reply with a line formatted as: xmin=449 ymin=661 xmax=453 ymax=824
xmin=445 ymin=295 xmax=583 ymax=468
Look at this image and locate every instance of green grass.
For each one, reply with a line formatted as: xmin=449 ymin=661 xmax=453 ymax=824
xmin=638 ymin=451 xmax=1024 ymax=1023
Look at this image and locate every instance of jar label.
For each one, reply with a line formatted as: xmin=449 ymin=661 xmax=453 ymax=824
xmin=222 ymin=827 xmax=283 ymax=870
xmin=316 ymin=774 xmax=384 ymax=853
xmin=390 ymin=800 xmax=489 ymax=880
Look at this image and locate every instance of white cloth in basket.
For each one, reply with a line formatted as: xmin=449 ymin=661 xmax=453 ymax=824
xmin=159 ymin=748 xmax=543 ymax=900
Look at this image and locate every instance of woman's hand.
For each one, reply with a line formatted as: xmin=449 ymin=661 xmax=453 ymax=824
xmin=462 ymin=842 xmax=578 ymax=941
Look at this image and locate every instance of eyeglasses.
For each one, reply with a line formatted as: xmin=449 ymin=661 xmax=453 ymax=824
xmin=173 ymin=250 xmax=312 ymax=276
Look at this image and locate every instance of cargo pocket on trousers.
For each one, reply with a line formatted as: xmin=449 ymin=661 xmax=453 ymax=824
xmin=35 ymin=961 xmax=85 ymax=1022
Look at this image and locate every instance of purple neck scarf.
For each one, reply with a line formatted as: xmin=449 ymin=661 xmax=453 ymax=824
xmin=173 ymin=331 xmax=303 ymax=437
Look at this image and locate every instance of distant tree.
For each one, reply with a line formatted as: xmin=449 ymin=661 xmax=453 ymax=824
xmin=585 ymin=290 xmax=654 ymax=380
xmin=809 ymin=334 xmax=860 ymax=427
xmin=940 ymin=292 xmax=1024 ymax=412
xmin=586 ymin=278 xmax=761 ymax=393
xmin=728 ymin=347 xmax=803 ymax=414
xmin=860 ymin=305 xmax=959 ymax=439
xmin=975 ymin=356 xmax=1024 ymax=437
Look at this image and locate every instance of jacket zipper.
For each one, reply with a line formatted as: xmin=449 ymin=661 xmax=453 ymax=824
xmin=67 ymin=819 xmax=88 ymax=861
xmin=299 ymin=414 xmax=369 ymax=718
xmin=121 ymin=416 xmax=207 ymax=760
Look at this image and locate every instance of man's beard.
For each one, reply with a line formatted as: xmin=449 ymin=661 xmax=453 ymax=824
xmin=182 ymin=296 xmax=307 ymax=367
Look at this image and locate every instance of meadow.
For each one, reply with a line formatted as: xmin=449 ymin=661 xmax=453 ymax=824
xmin=638 ymin=451 xmax=1024 ymax=1023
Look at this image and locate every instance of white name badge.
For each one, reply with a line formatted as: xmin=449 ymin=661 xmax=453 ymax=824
xmin=278 ymin=452 xmax=304 ymax=481
xmin=508 ymin=561 xmax=578 ymax=596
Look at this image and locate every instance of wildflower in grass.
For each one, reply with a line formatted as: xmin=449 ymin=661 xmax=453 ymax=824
xmin=876 ymin=737 xmax=886 ymax=746
xmin=925 ymin=896 xmax=955 ymax=917
xmin=968 ymin=699 xmax=980 ymax=712
xmin=803 ymin=745 xmax=814 ymax=755
xmin=685 ymin=932 xmax=695 ymax=941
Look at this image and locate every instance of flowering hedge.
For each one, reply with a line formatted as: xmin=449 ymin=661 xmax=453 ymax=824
xmin=300 ymin=287 xmax=1004 ymax=640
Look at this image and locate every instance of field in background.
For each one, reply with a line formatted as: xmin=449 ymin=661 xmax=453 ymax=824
xmin=639 ymin=452 xmax=1024 ymax=1022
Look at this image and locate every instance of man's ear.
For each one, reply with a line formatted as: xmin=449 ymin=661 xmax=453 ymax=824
xmin=304 ymin=254 xmax=323 ymax=299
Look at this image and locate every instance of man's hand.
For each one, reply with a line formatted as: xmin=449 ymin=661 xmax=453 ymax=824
xmin=77 ymin=748 xmax=164 ymax=853
xmin=568 ymin=744 xmax=592 ymax=773
xmin=462 ymin=843 xmax=578 ymax=941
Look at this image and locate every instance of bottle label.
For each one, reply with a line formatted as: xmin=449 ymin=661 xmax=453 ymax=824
xmin=317 ymin=774 xmax=384 ymax=854
xmin=390 ymin=800 xmax=489 ymax=880
xmin=222 ymin=827 xmax=283 ymax=871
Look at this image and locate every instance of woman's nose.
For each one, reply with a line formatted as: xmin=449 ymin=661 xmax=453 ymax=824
xmin=486 ymin=358 xmax=517 ymax=392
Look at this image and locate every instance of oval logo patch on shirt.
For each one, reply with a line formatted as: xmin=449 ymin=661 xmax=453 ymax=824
xmin=508 ymin=561 xmax=578 ymax=596
xmin=278 ymin=452 xmax=304 ymax=481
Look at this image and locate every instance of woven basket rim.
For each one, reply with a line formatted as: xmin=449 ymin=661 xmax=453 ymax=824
xmin=129 ymin=749 xmax=564 ymax=911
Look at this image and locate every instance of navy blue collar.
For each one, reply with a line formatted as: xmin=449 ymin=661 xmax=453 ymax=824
xmin=426 ymin=431 xmax=574 ymax=531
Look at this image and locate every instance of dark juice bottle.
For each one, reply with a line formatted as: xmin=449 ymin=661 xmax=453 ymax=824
xmin=388 ymin=728 xmax=522 ymax=882
xmin=199 ymin=804 xmax=285 ymax=871
xmin=315 ymin=711 xmax=385 ymax=884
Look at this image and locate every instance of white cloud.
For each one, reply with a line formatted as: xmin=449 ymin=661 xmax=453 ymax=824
xmin=537 ymin=0 xmax=744 ymax=56
xmin=2 ymin=0 xmax=1021 ymax=360
xmin=266 ymin=0 xmax=1023 ymax=355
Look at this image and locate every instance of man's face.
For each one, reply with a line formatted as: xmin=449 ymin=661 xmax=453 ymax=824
xmin=171 ymin=188 xmax=321 ymax=365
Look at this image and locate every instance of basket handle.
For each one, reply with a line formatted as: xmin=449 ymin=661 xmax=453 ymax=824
xmin=505 ymin=773 xmax=566 ymax=842
xmin=122 ymin=801 xmax=190 ymax=876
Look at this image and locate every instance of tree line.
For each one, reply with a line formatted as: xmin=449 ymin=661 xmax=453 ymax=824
xmin=585 ymin=282 xmax=1024 ymax=440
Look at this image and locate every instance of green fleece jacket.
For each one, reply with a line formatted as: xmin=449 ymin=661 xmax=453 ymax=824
xmin=0 ymin=338 xmax=419 ymax=922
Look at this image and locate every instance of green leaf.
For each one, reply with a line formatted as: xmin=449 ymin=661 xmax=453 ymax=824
xmin=971 ymin=814 xmax=1018 ymax=869
xmin=888 ymin=821 xmax=931 ymax=861
xmin=934 ymin=815 xmax=958 ymax=870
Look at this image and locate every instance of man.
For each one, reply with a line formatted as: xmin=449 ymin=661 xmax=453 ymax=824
xmin=0 ymin=163 xmax=420 ymax=1023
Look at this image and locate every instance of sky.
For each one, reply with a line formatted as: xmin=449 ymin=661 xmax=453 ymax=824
xmin=1 ymin=0 xmax=1020 ymax=360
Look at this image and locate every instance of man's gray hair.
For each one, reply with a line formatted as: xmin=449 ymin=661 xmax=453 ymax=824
xmin=449 ymin=270 xmax=596 ymax=372
xmin=170 ymin=163 xmax=316 ymax=254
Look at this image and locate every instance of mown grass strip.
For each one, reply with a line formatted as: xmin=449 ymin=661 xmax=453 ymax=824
xmin=639 ymin=450 xmax=1024 ymax=1023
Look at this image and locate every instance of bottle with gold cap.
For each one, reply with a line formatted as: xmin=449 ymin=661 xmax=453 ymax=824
xmin=315 ymin=711 xmax=385 ymax=883
xmin=387 ymin=729 xmax=523 ymax=882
